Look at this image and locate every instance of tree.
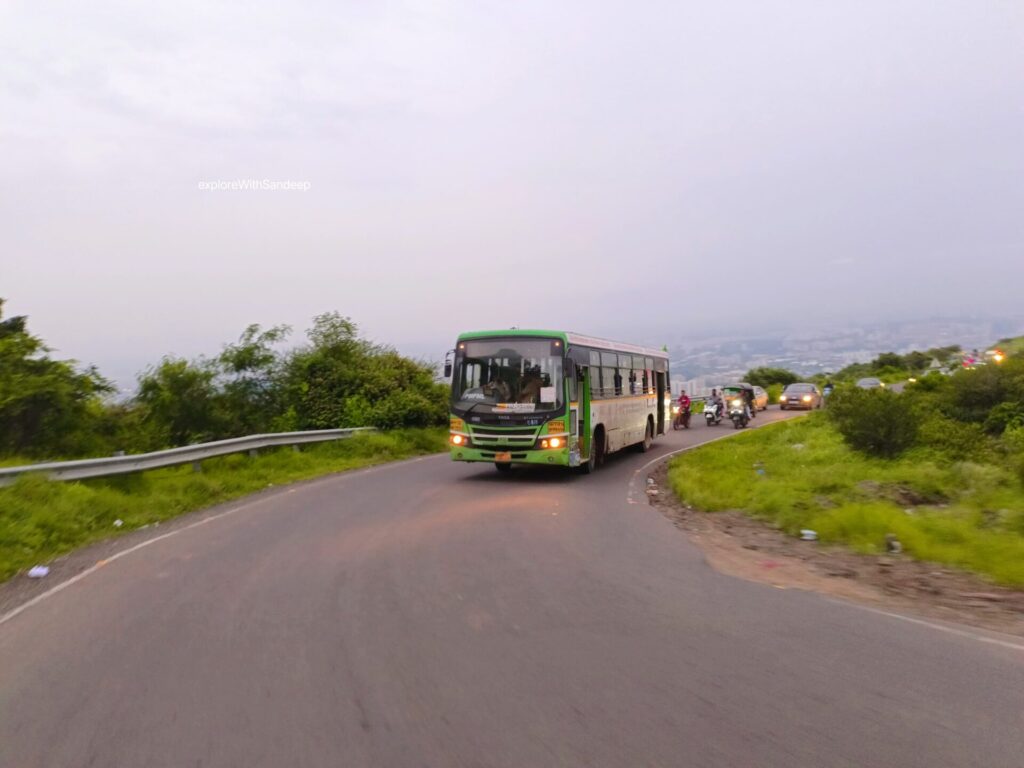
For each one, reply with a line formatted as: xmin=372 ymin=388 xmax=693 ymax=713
xmin=217 ymin=324 xmax=291 ymax=434
xmin=745 ymin=367 xmax=798 ymax=388
xmin=0 ymin=299 xmax=113 ymax=457
xmin=282 ymin=314 xmax=448 ymax=430
xmin=136 ymin=358 xmax=225 ymax=446
xmin=872 ymin=352 xmax=905 ymax=370
xmin=901 ymin=351 xmax=931 ymax=371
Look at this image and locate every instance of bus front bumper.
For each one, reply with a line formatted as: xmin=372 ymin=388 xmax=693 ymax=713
xmin=449 ymin=445 xmax=573 ymax=467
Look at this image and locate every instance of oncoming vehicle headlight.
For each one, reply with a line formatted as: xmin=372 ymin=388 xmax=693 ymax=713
xmin=731 ymin=399 xmax=742 ymax=408
xmin=801 ymin=395 xmax=812 ymax=402
xmin=539 ymin=437 xmax=564 ymax=449
xmin=779 ymin=395 xmax=788 ymax=401
xmin=450 ymin=434 xmax=466 ymax=446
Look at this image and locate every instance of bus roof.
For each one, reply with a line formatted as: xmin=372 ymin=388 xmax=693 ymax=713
xmin=455 ymin=329 xmax=668 ymax=360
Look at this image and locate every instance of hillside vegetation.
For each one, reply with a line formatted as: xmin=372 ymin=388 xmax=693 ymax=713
xmin=673 ymin=351 xmax=1024 ymax=586
xmin=0 ymin=299 xmax=448 ymax=460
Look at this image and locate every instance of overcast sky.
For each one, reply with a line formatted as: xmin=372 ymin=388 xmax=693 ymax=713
xmin=2 ymin=0 xmax=1022 ymax=384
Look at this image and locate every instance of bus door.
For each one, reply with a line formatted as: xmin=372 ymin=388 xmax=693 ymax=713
xmin=572 ymin=363 xmax=590 ymax=465
xmin=656 ymin=371 xmax=666 ymax=435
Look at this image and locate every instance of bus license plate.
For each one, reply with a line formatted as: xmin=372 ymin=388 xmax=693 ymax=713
xmin=495 ymin=452 xmax=511 ymax=462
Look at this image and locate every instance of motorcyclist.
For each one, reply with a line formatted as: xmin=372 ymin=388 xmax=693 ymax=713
xmin=710 ymin=389 xmax=724 ymax=419
xmin=743 ymin=386 xmax=756 ymax=420
xmin=676 ymin=390 xmax=691 ymax=428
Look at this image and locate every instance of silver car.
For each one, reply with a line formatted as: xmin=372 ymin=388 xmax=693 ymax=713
xmin=856 ymin=377 xmax=885 ymax=390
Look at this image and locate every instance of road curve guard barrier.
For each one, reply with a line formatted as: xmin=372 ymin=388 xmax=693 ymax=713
xmin=0 ymin=428 xmax=377 ymax=487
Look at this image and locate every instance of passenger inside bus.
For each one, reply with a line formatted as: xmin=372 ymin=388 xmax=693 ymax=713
xmin=480 ymin=378 xmax=511 ymax=401
xmin=517 ymin=366 xmax=543 ymax=404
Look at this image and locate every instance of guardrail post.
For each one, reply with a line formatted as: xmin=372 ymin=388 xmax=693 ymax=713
xmin=292 ymin=444 xmax=301 ymax=453
xmin=192 ymin=461 xmax=202 ymax=473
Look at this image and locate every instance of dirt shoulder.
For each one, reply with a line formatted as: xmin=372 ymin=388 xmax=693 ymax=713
xmin=647 ymin=462 xmax=1024 ymax=638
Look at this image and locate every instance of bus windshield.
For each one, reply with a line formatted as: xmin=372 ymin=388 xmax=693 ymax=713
xmin=452 ymin=337 xmax=564 ymax=414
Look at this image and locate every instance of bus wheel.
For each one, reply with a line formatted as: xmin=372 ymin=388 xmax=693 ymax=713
xmin=637 ymin=420 xmax=653 ymax=452
xmin=577 ymin=447 xmax=596 ymax=474
xmin=495 ymin=462 xmax=512 ymax=472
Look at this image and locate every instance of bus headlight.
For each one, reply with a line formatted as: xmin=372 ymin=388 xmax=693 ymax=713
xmin=450 ymin=434 xmax=466 ymax=446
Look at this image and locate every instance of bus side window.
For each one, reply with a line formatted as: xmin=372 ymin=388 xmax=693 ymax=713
xmin=602 ymin=367 xmax=616 ymax=397
xmin=567 ymin=360 xmax=578 ymax=402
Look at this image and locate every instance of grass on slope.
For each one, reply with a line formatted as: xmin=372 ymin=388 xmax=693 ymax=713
xmin=0 ymin=428 xmax=446 ymax=583
xmin=667 ymin=415 xmax=1024 ymax=586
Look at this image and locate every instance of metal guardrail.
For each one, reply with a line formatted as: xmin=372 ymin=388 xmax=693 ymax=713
xmin=0 ymin=428 xmax=376 ymax=487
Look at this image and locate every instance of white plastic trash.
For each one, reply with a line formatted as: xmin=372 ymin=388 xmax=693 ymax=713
xmin=113 ymin=519 xmax=124 ymax=528
xmin=800 ymin=529 xmax=818 ymax=541
xmin=27 ymin=565 xmax=50 ymax=578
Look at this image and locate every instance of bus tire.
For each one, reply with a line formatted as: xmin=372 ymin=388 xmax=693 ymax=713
xmin=577 ymin=452 xmax=595 ymax=474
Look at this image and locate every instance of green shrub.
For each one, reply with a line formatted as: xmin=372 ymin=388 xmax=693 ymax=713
xmin=827 ymin=387 xmax=919 ymax=458
xmin=916 ymin=414 xmax=992 ymax=460
xmin=984 ymin=401 xmax=1024 ymax=435
xmin=766 ymin=383 xmax=783 ymax=404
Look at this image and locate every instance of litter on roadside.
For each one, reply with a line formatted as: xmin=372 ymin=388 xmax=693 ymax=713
xmin=27 ymin=565 xmax=50 ymax=578
xmin=113 ymin=519 xmax=124 ymax=528
xmin=799 ymin=529 xmax=818 ymax=541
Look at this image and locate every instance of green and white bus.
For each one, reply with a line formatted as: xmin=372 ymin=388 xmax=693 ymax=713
xmin=446 ymin=329 xmax=671 ymax=472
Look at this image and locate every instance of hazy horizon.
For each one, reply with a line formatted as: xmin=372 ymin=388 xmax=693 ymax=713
xmin=3 ymin=1 xmax=1022 ymax=386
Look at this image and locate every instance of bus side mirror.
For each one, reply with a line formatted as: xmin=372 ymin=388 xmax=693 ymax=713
xmin=443 ymin=350 xmax=453 ymax=379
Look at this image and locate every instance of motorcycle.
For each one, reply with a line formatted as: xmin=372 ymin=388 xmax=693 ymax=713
xmin=703 ymin=400 xmax=723 ymax=426
xmin=672 ymin=402 xmax=691 ymax=430
xmin=728 ymin=397 xmax=750 ymax=429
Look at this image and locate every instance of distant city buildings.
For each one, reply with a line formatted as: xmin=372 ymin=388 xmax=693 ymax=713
xmin=664 ymin=318 xmax=1024 ymax=385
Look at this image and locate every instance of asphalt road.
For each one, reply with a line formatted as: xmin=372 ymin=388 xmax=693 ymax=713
xmin=2 ymin=409 xmax=1022 ymax=767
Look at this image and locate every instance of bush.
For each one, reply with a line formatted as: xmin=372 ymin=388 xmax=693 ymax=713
xmin=827 ymin=387 xmax=919 ymax=458
xmin=917 ymin=413 xmax=992 ymax=461
xmin=766 ymin=383 xmax=783 ymax=404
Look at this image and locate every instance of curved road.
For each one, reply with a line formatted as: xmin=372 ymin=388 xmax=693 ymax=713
xmin=1 ymin=411 xmax=1022 ymax=767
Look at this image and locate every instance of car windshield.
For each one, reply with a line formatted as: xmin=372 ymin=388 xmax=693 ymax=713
xmin=785 ymin=384 xmax=815 ymax=393
xmin=452 ymin=337 xmax=564 ymax=414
